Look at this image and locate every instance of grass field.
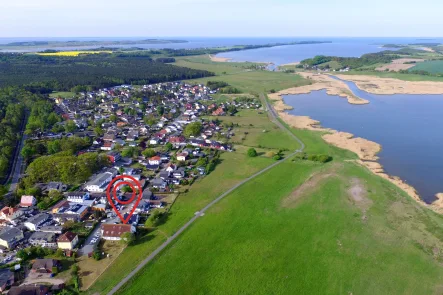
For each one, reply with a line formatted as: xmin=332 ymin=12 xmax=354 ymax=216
xmin=410 ymin=60 xmax=443 ymax=74
xmin=49 ymin=91 xmax=76 ymax=98
xmin=176 ymin=55 xmax=311 ymax=93
xmin=117 ymin=151 xmax=443 ymax=295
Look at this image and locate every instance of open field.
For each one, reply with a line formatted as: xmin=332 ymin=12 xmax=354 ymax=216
xmin=49 ymin=91 xmax=76 ymax=98
xmin=117 ymin=152 xmax=443 ymax=295
xmin=176 ymin=55 xmax=311 ymax=93
xmin=410 ymin=60 xmax=443 ymax=74
xmin=376 ymin=58 xmax=425 ymax=72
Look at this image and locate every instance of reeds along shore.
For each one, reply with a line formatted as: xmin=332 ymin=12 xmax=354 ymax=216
xmin=268 ymin=72 xmax=443 ymax=213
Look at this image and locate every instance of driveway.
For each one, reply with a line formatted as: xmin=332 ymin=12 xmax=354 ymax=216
xmin=78 ymin=225 xmax=102 ymax=256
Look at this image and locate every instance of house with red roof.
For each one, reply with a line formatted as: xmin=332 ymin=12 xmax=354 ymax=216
xmin=20 ymin=195 xmax=37 ymax=207
xmin=148 ymin=156 xmax=161 ymax=165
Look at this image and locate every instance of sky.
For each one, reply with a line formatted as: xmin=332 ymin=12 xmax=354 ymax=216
xmin=1 ymin=0 xmax=443 ymax=37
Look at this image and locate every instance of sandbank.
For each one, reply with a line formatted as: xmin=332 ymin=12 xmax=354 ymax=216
xmin=208 ymin=54 xmax=231 ymax=62
xmin=280 ymin=61 xmax=300 ymax=66
xmin=269 ymin=72 xmax=369 ymax=105
xmin=334 ymin=74 xmax=443 ymax=95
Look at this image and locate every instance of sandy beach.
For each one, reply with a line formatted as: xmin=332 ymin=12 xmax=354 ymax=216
xmin=280 ymin=61 xmax=300 ymax=66
xmin=269 ymin=73 xmax=443 ymax=213
xmin=334 ymin=74 xmax=443 ymax=95
xmin=208 ymin=54 xmax=231 ymax=62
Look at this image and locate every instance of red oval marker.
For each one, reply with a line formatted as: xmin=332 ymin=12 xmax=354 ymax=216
xmin=106 ymin=175 xmax=143 ymax=224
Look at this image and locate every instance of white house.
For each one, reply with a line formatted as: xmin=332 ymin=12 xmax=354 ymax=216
xmin=148 ymin=156 xmax=161 ymax=166
xmin=85 ymin=172 xmax=113 ymax=192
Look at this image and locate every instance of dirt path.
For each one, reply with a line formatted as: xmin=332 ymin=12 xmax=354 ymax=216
xmin=281 ymin=164 xmax=342 ymax=208
xmin=347 ymin=178 xmax=372 ymax=221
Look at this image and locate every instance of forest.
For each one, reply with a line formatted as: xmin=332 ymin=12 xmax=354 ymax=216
xmin=0 ymin=53 xmax=214 ymax=91
xmin=299 ymin=50 xmax=407 ymax=69
xmin=0 ymin=87 xmax=42 ymax=183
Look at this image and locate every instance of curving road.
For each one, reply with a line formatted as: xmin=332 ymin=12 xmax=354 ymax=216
xmin=107 ymin=94 xmax=305 ymax=295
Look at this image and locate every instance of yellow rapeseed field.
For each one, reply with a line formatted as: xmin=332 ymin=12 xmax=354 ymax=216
xmin=36 ymin=51 xmax=112 ymax=56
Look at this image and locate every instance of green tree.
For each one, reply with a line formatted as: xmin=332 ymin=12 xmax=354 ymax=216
xmin=142 ymin=148 xmax=156 ymax=158
xmin=109 ymin=114 xmax=118 ymax=122
xmin=94 ymin=126 xmax=104 ymax=137
xmin=156 ymin=106 xmax=165 ymax=116
xmin=184 ymin=122 xmax=202 ymax=137
xmin=92 ymin=249 xmax=101 ymax=261
xmin=247 ymin=148 xmax=258 ymax=157
xmin=64 ymin=120 xmax=77 ymax=133
xmin=165 ymin=142 xmax=173 ymax=151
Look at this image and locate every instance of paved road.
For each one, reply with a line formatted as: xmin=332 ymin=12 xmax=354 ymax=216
xmin=78 ymin=224 xmax=102 ymax=256
xmin=7 ymin=113 xmax=28 ymax=193
xmin=107 ymin=94 xmax=305 ymax=295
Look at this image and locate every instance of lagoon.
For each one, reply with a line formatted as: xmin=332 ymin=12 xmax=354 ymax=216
xmin=283 ymin=78 xmax=443 ymax=203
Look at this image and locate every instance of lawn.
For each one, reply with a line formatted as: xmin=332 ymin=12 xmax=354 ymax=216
xmin=49 ymin=91 xmax=76 ymax=99
xmin=116 ymin=156 xmax=443 ymax=295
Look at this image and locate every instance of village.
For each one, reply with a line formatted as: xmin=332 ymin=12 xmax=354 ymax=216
xmin=0 ymin=80 xmax=263 ymax=293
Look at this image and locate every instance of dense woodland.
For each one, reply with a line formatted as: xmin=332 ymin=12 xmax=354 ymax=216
xmin=0 ymin=53 xmax=214 ymax=91
xmin=300 ymin=51 xmax=403 ymax=69
xmin=0 ymin=87 xmax=44 ymax=183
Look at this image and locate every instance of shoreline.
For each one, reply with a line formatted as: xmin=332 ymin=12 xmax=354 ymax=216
xmin=268 ymin=74 xmax=443 ymax=213
xmin=271 ymin=72 xmax=369 ymax=105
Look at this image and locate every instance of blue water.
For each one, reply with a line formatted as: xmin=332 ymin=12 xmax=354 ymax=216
xmin=217 ymin=37 xmax=443 ymax=65
xmin=283 ymin=78 xmax=443 ymax=203
xmin=3 ymin=37 xmax=443 ymax=59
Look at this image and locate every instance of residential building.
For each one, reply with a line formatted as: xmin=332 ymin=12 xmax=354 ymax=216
xmin=29 ymin=232 xmax=56 ymax=248
xmin=8 ymin=285 xmax=51 ymax=295
xmin=0 ymin=227 xmax=24 ymax=249
xmin=24 ymin=213 xmax=50 ymax=231
xmin=0 ymin=207 xmax=24 ymax=221
xmin=148 ymin=156 xmax=161 ymax=165
xmin=101 ymin=224 xmax=135 ymax=241
xmin=20 ymin=195 xmax=37 ymax=207
xmin=176 ymin=152 xmax=188 ymax=162
xmin=107 ymin=151 xmax=121 ymax=163
xmin=85 ymin=172 xmax=113 ymax=192
xmin=57 ymin=232 xmax=79 ymax=250
xmin=31 ymin=259 xmax=60 ymax=274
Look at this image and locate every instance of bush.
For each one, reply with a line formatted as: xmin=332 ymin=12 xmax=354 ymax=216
xmin=296 ymin=153 xmax=332 ymax=163
xmin=273 ymin=154 xmax=282 ymax=161
xmin=247 ymin=148 xmax=258 ymax=157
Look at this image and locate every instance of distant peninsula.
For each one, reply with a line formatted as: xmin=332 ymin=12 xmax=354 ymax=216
xmin=0 ymin=39 xmax=188 ymax=49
